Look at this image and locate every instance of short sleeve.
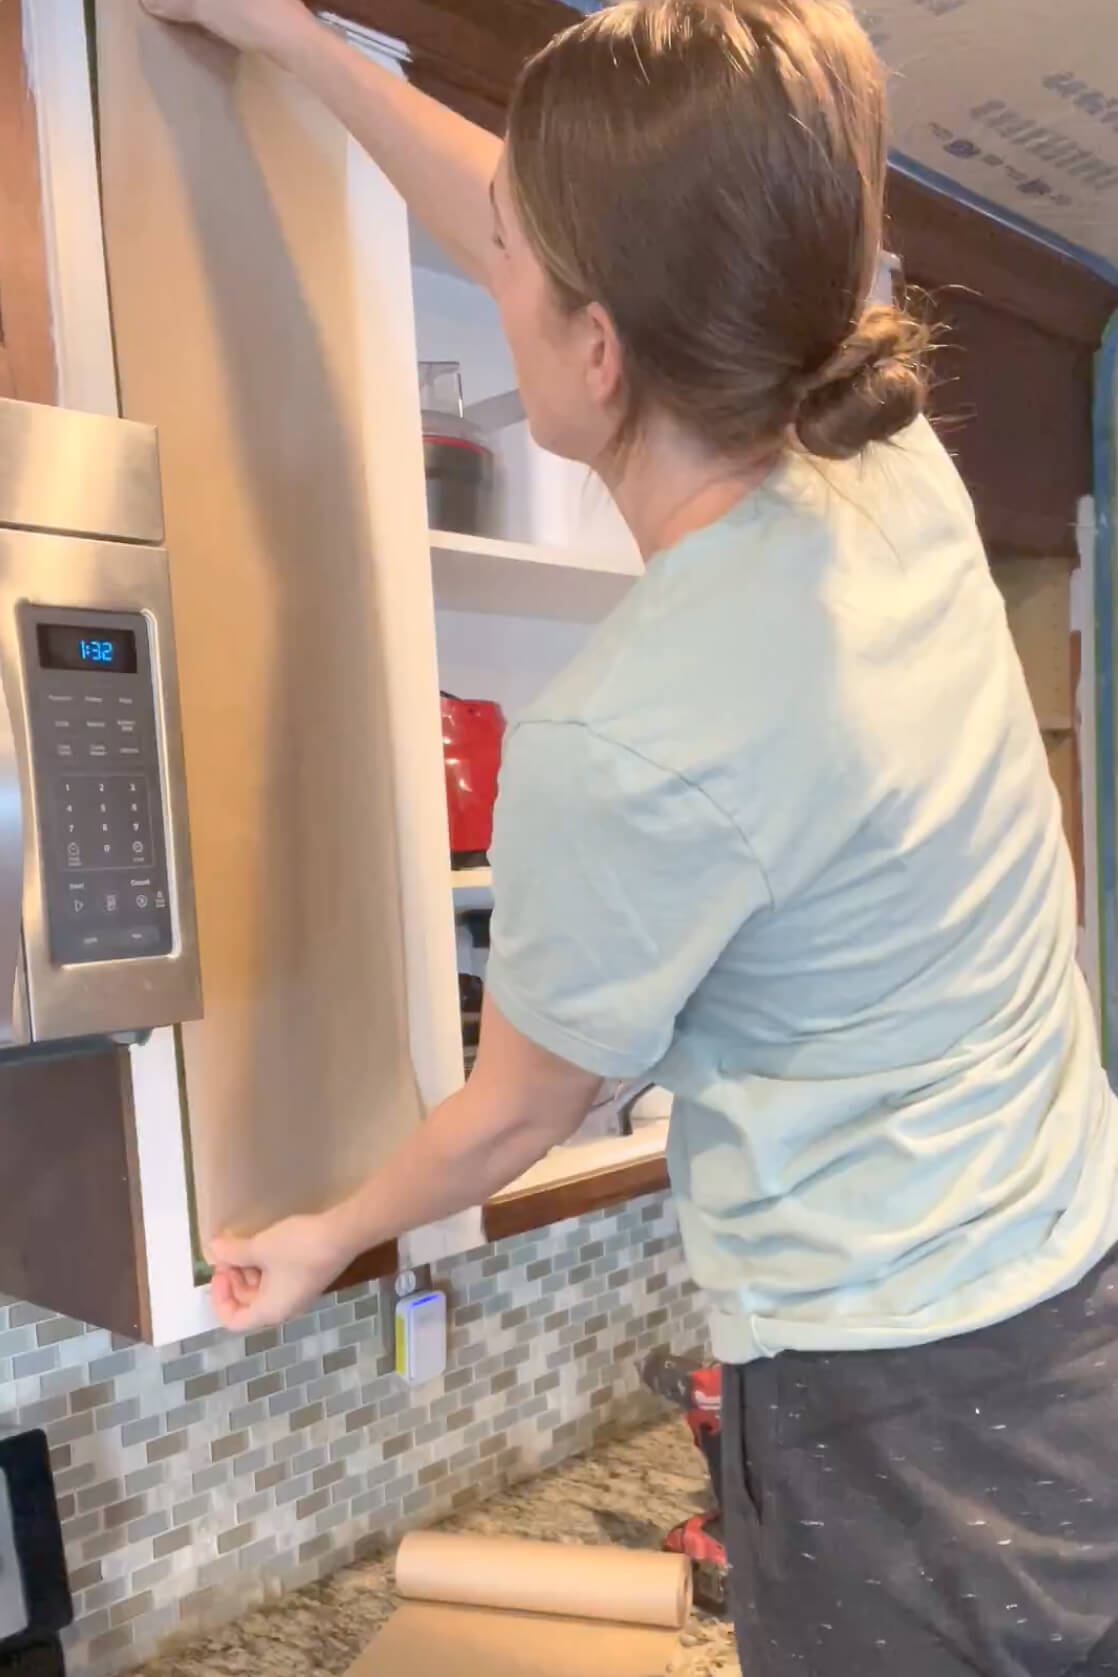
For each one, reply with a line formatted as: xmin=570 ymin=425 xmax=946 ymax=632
xmin=485 ymin=721 xmax=771 ymax=1079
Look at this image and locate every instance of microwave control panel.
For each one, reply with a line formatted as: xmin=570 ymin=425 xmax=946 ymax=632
xmin=20 ymin=606 xmax=174 ymax=966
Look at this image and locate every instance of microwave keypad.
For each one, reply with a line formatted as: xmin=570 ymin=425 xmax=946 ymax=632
xmin=22 ymin=608 xmax=173 ymax=966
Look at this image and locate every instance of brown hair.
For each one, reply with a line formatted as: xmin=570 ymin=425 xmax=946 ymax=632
xmin=506 ymin=0 xmax=928 ymax=462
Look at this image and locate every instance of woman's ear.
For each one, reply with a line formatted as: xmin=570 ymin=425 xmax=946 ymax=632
xmin=583 ymin=301 xmax=626 ymax=415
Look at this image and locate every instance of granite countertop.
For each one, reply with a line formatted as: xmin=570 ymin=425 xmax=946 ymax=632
xmin=134 ymin=1417 xmax=738 ymax=1676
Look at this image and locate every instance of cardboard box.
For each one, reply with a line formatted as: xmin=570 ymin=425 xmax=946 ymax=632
xmin=990 ymin=557 xmax=1075 ymax=730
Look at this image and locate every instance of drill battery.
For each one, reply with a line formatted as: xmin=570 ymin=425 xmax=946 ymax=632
xmin=641 ymin=1349 xmax=728 ymax=1613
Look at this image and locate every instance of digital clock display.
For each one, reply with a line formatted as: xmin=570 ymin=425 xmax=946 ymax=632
xmin=37 ymin=624 xmax=138 ymax=676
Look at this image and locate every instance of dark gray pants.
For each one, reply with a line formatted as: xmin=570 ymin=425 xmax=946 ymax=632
xmin=723 ymin=1249 xmax=1118 ymax=1677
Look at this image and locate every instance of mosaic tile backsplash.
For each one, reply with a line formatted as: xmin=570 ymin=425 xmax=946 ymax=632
xmin=0 ymin=1193 xmax=704 ymax=1676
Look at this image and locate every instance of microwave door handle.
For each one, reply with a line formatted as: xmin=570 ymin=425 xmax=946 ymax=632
xmin=0 ymin=667 xmax=24 ymax=1047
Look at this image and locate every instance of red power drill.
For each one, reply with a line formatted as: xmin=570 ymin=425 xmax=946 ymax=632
xmin=641 ymin=1349 xmax=728 ymax=1612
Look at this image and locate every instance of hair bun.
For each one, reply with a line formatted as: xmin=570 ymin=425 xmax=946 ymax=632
xmin=795 ymin=304 xmax=929 ymax=461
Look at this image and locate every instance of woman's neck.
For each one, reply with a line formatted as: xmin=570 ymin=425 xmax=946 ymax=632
xmin=600 ymin=414 xmax=779 ymax=561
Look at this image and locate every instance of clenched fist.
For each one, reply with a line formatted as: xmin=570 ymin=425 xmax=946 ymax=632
xmin=139 ymin=0 xmax=310 ymax=56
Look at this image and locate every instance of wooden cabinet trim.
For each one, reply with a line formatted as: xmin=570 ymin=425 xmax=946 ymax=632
xmin=323 ymin=0 xmax=575 ymax=130
xmin=886 ymin=171 xmax=1116 ymax=349
xmin=483 ymin=1154 xmax=671 ymax=1243
xmin=0 ymin=1047 xmax=149 ymax=1339
xmin=330 ymin=1239 xmax=400 ymax=1291
xmin=329 ymin=1155 xmax=671 ymax=1289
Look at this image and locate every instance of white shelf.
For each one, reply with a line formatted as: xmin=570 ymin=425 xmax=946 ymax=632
xmin=451 ymin=866 xmax=493 ymax=912
xmin=430 ymin=529 xmax=641 ymax=624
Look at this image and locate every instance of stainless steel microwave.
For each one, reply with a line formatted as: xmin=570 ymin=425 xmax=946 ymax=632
xmin=0 ymin=397 xmax=201 ymax=1049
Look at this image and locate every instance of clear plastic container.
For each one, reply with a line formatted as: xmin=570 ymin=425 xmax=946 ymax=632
xmin=419 ymin=360 xmax=494 ymax=535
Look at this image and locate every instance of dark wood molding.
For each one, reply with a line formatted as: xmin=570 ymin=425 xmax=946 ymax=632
xmin=329 ymin=1239 xmax=399 ymax=1291
xmin=0 ymin=1048 xmax=149 ymax=1339
xmin=330 ymin=1154 xmax=672 ymax=1288
xmin=0 ymin=1 xmax=56 ymax=404
xmin=883 ymin=172 xmax=1116 ymax=557
xmin=324 ymin=0 xmax=576 ymax=128
xmin=919 ymin=288 xmax=1099 ymax=558
xmin=885 ymin=171 xmax=1116 ymax=350
xmin=483 ymin=1153 xmax=670 ymax=1243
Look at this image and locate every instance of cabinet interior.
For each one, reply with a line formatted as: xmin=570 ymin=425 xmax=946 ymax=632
xmin=408 ymin=224 xmax=660 ymax=1175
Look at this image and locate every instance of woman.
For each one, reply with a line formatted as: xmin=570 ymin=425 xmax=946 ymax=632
xmin=143 ymin=2 xmax=1118 ymax=1672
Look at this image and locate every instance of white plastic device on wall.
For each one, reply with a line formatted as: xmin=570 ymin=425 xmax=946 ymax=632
xmin=395 ymin=1288 xmax=449 ymax=1386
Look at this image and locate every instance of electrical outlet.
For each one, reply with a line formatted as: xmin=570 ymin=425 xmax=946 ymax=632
xmin=376 ymin=1265 xmax=434 ymax=1370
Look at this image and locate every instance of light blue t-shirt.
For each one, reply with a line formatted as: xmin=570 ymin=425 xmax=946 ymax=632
xmin=486 ymin=418 xmax=1118 ymax=1364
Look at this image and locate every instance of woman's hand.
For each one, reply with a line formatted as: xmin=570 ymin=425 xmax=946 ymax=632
xmin=139 ymin=0 xmax=310 ymax=57
xmin=203 ymin=1001 xmax=598 ymax=1334
xmin=207 ymin=1213 xmax=349 ymax=1330
xmin=145 ymin=0 xmax=501 ymax=288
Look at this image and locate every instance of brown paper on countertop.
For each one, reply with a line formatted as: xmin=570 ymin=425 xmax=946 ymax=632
xmin=346 ymin=1533 xmax=691 ymax=1677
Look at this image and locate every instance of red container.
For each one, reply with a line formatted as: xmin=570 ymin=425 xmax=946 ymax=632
xmin=441 ymin=692 xmax=505 ymax=866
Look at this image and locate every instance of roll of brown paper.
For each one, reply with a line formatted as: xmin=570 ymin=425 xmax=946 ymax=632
xmin=395 ymin=1531 xmax=693 ymax=1629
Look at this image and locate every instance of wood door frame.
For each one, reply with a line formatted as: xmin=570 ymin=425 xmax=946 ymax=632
xmin=0 ymin=0 xmax=55 ymax=402
xmin=8 ymin=0 xmax=206 ymax=1346
xmin=20 ymin=0 xmax=118 ymax=415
